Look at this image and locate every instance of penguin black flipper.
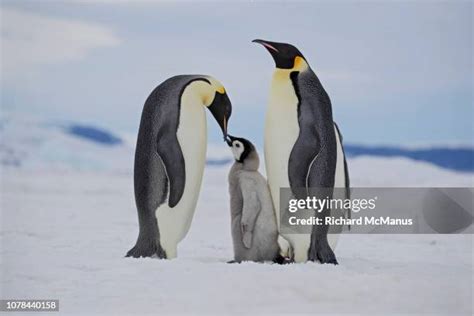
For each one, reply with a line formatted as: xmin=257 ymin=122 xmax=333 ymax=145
xmin=333 ymin=122 xmax=350 ymax=191
xmin=156 ymin=134 xmax=185 ymax=208
xmin=127 ymin=75 xmax=209 ymax=258
xmin=287 ymin=127 xmax=321 ymax=190
xmin=289 ymin=69 xmax=338 ymax=264
xmin=334 ymin=121 xmax=351 ymax=230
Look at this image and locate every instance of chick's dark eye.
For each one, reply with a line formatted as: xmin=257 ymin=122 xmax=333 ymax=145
xmin=235 ymin=143 xmax=240 ymax=148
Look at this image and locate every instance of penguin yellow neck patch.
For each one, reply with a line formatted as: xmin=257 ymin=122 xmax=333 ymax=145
xmin=293 ymin=56 xmax=308 ymax=71
xmin=216 ymin=86 xmax=225 ymax=94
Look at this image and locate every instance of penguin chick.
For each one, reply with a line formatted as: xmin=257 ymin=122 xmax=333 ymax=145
xmin=227 ymin=135 xmax=280 ymax=263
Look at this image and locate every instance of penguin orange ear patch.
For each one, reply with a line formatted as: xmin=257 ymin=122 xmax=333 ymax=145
xmin=293 ymin=56 xmax=306 ymax=70
xmin=216 ymin=86 xmax=226 ymax=94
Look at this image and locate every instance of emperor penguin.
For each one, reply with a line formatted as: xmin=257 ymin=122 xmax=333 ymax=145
xmin=227 ymin=135 xmax=280 ymax=263
xmin=253 ymin=39 xmax=350 ymax=264
xmin=126 ymin=75 xmax=232 ymax=259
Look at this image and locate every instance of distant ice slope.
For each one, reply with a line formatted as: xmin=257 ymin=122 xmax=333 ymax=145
xmin=0 ymin=116 xmax=133 ymax=171
xmin=65 ymin=124 xmax=123 ymax=146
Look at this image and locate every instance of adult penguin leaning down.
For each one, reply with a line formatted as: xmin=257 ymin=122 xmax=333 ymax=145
xmin=127 ymin=75 xmax=232 ymax=259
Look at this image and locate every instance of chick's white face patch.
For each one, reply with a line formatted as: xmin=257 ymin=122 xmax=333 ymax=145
xmin=231 ymin=140 xmax=244 ymax=161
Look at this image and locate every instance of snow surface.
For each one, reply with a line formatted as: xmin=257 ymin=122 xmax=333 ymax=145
xmin=1 ymin=154 xmax=473 ymax=315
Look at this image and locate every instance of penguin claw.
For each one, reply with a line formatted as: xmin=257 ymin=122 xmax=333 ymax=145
xmin=125 ymin=246 xmax=148 ymax=258
xmin=125 ymin=241 xmax=166 ymax=259
xmin=320 ymin=255 xmax=339 ymax=265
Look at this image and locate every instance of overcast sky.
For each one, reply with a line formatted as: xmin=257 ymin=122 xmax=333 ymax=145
xmin=1 ymin=0 xmax=472 ymax=146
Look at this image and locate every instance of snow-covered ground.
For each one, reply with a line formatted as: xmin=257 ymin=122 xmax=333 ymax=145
xmin=1 ymin=153 xmax=473 ymax=315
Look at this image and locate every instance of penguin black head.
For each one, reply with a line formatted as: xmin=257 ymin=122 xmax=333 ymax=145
xmin=252 ymin=39 xmax=306 ymax=70
xmin=226 ymin=135 xmax=255 ymax=163
xmin=207 ymin=88 xmax=232 ymax=140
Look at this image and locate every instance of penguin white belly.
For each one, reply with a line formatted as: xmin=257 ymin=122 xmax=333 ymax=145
xmin=264 ymin=70 xmax=311 ymax=262
xmin=155 ymin=86 xmax=207 ymax=259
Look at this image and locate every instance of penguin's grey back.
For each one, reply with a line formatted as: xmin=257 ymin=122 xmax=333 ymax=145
xmin=289 ymin=68 xmax=337 ymax=189
xmin=127 ymin=75 xmax=209 ymax=258
xmin=134 ymin=75 xmax=209 ymax=211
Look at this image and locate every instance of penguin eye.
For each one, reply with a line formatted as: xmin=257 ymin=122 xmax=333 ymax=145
xmin=235 ymin=143 xmax=240 ymax=148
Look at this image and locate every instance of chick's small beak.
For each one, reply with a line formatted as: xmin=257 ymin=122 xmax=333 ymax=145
xmin=225 ymin=134 xmax=233 ymax=147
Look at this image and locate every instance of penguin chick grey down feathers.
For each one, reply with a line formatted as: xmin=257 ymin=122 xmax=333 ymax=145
xmin=227 ymin=135 xmax=280 ymax=262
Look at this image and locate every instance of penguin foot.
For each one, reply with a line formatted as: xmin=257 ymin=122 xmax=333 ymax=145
xmin=125 ymin=240 xmax=166 ymax=259
xmin=308 ymin=243 xmax=338 ymax=265
xmin=227 ymin=260 xmax=240 ymax=264
xmin=273 ymin=255 xmax=293 ymax=265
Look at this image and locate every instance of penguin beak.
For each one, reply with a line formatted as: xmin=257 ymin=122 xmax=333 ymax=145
xmin=207 ymin=91 xmax=232 ymax=141
xmin=252 ymin=39 xmax=279 ymax=53
xmin=226 ymin=134 xmax=234 ymax=147
xmin=252 ymin=39 xmax=283 ymax=68
xmin=223 ymin=117 xmax=228 ymax=141
xmin=253 ymin=39 xmax=301 ymax=69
